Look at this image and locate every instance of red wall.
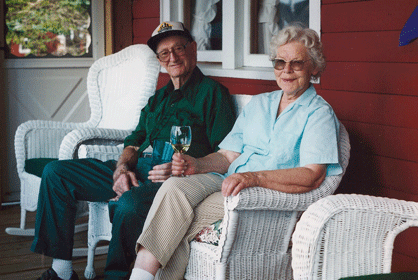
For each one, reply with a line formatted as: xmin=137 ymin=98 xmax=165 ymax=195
xmin=320 ymin=1 xmax=418 ymax=270
xmin=131 ymin=0 xmax=418 ymax=272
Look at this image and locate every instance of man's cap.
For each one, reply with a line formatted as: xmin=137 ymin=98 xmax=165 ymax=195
xmin=147 ymin=21 xmax=194 ymax=53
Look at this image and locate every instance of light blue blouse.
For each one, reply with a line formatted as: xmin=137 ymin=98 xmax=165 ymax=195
xmin=219 ymin=85 xmax=342 ymax=177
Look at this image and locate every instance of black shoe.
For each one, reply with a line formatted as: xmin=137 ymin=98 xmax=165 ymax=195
xmin=37 ymin=268 xmax=79 ymax=280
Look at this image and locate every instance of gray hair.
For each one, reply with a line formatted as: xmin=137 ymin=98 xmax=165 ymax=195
xmin=269 ymin=24 xmax=326 ymax=81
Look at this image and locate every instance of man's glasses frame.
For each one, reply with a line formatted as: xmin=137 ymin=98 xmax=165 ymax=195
xmin=271 ymin=58 xmax=310 ymax=71
xmin=156 ymin=42 xmax=190 ymax=62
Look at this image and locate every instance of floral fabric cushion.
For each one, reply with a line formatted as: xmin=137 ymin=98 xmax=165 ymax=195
xmin=193 ymin=219 xmax=224 ymax=246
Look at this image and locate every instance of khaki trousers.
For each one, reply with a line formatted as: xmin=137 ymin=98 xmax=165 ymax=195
xmin=136 ymin=173 xmax=225 ymax=280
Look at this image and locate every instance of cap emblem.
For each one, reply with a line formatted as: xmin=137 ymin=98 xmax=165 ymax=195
xmin=157 ymin=22 xmax=173 ymax=34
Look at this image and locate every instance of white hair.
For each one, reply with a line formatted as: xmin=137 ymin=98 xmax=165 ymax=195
xmin=270 ymin=24 xmax=326 ymax=81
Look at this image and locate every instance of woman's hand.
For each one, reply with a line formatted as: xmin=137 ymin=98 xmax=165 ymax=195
xmin=112 ymin=165 xmax=139 ymax=200
xmin=221 ymin=172 xmax=260 ymax=197
xmin=221 ymin=164 xmax=327 ymax=197
xmin=148 ymin=162 xmax=173 ymax=182
xmin=171 ymin=153 xmax=198 ymax=176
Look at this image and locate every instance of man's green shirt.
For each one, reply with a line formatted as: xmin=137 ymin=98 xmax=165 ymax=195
xmin=124 ymin=67 xmax=236 ymax=158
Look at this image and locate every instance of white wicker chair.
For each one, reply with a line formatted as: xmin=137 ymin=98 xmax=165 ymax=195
xmin=291 ymin=194 xmax=418 ymax=280
xmin=184 ymin=123 xmax=351 ymax=280
xmin=79 ymin=94 xmax=253 ymax=279
xmin=6 ymin=44 xmax=160 ymax=259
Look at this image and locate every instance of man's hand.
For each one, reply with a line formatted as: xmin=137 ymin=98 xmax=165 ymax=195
xmin=148 ymin=162 xmax=172 ymax=182
xmin=221 ymin=172 xmax=259 ymax=197
xmin=171 ymin=153 xmax=198 ymax=176
xmin=112 ymin=165 xmax=139 ymax=201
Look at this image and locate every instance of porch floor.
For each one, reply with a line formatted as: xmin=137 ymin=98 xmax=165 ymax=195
xmin=0 ymin=204 xmax=107 ymax=280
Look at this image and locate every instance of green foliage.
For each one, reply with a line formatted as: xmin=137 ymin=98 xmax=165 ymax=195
xmin=5 ymin=0 xmax=91 ymax=57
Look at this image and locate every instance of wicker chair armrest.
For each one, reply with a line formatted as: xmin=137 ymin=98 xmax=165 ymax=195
xmin=225 ymin=174 xmax=343 ymax=212
xmin=292 ymin=194 xmax=418 ymax=279
xmin=225 ymin=123 xmax=350 ymax=212
xmin=78 ymin=144 xmax=124 ymax=161
xmin=58 ymin=128 xmax=131 ymax=160
xmin=14 ymin=120 xmax=86 ymax=173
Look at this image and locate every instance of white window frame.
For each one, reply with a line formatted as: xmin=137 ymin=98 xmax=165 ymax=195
xmin=5 ymin=0 xmax=105 ymax=69
xmin=243 ymin=0 xmax=321 ymax=68
xmin=162 ymin=0 xmax=320 ymax=80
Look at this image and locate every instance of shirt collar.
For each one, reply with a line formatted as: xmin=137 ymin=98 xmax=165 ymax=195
xmin=292 ymin=84 xmax=317 ymax=107
xmin=164 ymin=67 xmax=204 ymax=102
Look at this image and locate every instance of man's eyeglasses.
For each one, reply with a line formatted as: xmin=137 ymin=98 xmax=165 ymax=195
xmin=156 ymin=42 xmax=189 ymax=62
xmin=271 ymin=59 xmax=309 ymax=71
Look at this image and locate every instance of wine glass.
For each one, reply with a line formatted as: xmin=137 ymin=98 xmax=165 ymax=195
xmin=170 ymin=126 xmax=192 ymax=177
xmin=170 ymin=126 xmax=192 ymax=154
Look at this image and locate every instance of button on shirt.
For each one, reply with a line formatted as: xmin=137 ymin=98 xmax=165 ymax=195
xmin=124 ymin=67 xmax=236 ymax=158
xmin=219 ymin=85 xmax=342 ymax=177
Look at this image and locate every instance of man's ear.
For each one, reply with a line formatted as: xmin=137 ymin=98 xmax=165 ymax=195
xmin=190 ymin=41 xmax=198 ymax=54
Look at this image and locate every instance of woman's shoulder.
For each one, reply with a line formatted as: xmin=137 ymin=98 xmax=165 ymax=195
xmin=310 ymin=94 xmax=336 ymax=114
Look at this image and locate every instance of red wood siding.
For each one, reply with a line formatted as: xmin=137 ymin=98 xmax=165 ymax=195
xmin=132 ymin=0 xmax=418 ymax=273
xmin=132 ymin=0 xmax=160 ymax=45
xmin=322 ymin=0 xmax=418 ymax=272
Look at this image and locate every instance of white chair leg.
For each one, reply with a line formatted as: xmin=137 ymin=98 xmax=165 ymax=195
xmin=20 ymin=207 xmax=27 ymax=229
xmin=84 ymin=201 xmax=112 ymax=278
xmin=5 ymin=208 xmax=35 ymax=236
xmin=83 ymin=245 xmax=110 ymax=279
xmin=84 ymin=237 xmax=100 ymax=279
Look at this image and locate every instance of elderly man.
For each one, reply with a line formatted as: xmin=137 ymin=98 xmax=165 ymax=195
xmin=32 ymin=21 xmax=236 ymax=280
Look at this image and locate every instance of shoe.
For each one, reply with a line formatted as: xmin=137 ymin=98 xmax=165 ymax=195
xmin=37 ymin=268 xmax=79 ymax=280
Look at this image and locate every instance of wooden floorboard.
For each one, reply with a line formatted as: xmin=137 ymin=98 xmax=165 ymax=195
xmin=0 ymin=205 xmax=107 ymax=280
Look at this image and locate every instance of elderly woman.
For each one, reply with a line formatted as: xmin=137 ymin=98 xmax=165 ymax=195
xmin=129 ymin=24 xmax=342 ymax=280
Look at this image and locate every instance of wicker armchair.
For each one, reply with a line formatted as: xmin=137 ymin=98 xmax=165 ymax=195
xmin=6 ymin=44 xmax=160 ymax=259
xmin=80 ymin=94 xmax=253 ymax=279
xmin=184 ymin=123 xmax=351 ymax=280
xmin=291 ymin=194 xmax=418 ymax=280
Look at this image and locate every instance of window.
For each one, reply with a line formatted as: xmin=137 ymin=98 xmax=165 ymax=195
xmin=5 ymin=0 xmax=104 ymax=68
xmin=161 ymin=0 xmax=320 ymax=80
xmin=6 ymin=0 xmax=92 ymax=58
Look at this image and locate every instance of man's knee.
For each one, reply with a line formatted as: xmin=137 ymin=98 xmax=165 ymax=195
xmin=41 ymin=160 xmax=74 ymax=194
xmin=110 ymin=188 xmax=151 ymax=219
xmin=42 ymin=160 xmax=66 ymax=179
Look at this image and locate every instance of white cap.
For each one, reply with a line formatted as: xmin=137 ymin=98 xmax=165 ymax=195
xmin=147 ymin=21 xmax=194 ymax=53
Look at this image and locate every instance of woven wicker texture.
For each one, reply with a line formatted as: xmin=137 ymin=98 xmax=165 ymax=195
xmin=11 ymin=44 xmax=158 ymax=216
xmin=8 ymin=44 xmax=160 ymax=277
xmin=60 ymin=44 xmax=160 ymax=279
xmin=292 ymin=194 xmax=418 ymax=280
xmin=82 ymin=94 xmax=251 ymax=279
xmin=184 ymin=123 xmax=350 ymax=280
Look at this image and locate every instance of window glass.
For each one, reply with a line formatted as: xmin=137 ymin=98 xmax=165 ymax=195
xmin=188 ymin=0 xmax=222 ymax=51
xmin=161 ymin=0 xmax=318 ymax=79
xmin=251 ymin=0 xmax=309 ymax=54
xmin=5 ymin=0 xmax=92 ymax=58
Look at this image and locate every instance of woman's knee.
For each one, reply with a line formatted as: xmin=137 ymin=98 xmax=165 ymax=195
xmin=154 ymin=177 xmax=201 ymax=206
xmin=158 ymin=177 xmax=186 ymax=196
xmin=155 ymin=175 xmax=218 ymax=207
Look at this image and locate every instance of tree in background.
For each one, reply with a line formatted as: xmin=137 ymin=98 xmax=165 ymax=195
xmin=5 ymin=0 xmax=91 ymax=57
